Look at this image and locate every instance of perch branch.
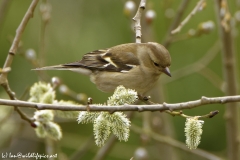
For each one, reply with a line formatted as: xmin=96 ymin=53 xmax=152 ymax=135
xmin=0 ymin=95 xmax=239 ymax=112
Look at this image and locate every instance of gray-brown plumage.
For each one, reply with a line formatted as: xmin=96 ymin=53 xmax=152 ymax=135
xmin=34 ymin=42 xmax=171 ymax=94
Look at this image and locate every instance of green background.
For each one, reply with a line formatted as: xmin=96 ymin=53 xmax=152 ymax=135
xmin=0 ymin=0 xmax=239 ymax=159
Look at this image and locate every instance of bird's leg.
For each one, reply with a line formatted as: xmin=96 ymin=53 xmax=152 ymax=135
xmin=138 ymin=94 xmax=154 ymax=105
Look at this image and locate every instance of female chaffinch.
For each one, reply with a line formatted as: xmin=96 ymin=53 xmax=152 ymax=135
xmin=35 ymin=42 xmax=171 ymax=94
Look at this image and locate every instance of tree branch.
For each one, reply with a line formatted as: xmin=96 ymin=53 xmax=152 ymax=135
xmin=132 ymin=0 xmax=146 ymax=43
xmin=163 ymin=0 xmax=190 ymax=47
xmin=131 ymin=124 xmax=224 ymax=160
xmin=163 ymin=40 xmax=221 ymax=84
xmin=0 ymin=0 xmax=39 ymax=84
xmin=0 ymin=0 xmax=12 ymax=31
xmin=165 ymin=110 xmax=219 ymax=119
xmin=93 ymin=135 xmax=117 ymax=160
xmin=139 ymin=95 xmax=220 ymax=118
xmin=171 ymin=0 xmax=205 ymax=34
xmin=0 ymin=0 xmax=39 ymax=126
xmin=0 ymin=95 xmax=239 ymax=112
xmin=214 ymin=1 xmax=239 ymax=160
xmin=69 ymin=136 xmax=94 ymax=160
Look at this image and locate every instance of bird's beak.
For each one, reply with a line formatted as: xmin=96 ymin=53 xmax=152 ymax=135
xmin=163 ymin=67 xmax=171 ymax=77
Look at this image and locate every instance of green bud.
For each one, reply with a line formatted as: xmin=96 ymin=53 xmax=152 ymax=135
xmin=185 ymin=117 xmax=204 ymax=149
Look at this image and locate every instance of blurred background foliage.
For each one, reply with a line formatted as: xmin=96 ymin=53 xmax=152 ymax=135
xmin=0 ymin=0 xmax=239 ymax=160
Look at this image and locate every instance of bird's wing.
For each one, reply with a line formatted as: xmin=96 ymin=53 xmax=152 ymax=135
xmin=63 ymin=49 xmax=140 ymax=72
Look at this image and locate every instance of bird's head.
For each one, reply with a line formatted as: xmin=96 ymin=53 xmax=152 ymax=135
xmin=147 ymin=42 xmax=171 ymax=77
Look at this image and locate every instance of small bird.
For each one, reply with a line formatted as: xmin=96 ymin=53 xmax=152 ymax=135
xmin=35 ymin=42 xmax=171 ymax=94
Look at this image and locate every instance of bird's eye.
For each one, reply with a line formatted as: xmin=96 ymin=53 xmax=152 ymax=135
xmin=153 ymin=62 xmax=159 ymax=67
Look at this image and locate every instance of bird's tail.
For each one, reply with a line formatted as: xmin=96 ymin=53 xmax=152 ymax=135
xmin=32 ymin=65 xmax=92 ymax=75
xmin=32 ymin=65 xmax=70 ymax=71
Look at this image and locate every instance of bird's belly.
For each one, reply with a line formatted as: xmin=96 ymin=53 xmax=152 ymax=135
xmin=90 ymin=71 xmax=160 ymax=94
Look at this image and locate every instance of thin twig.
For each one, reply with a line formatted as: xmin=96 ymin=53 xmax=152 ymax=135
xmin=14 ymin=107 xmax=34 ymax=124
xmin=1 ymin=82 xmax=16 ymax=100
xmin=214 ymin=1 xmax=239 ymax=160
xmin=139 ymin=95 xmax=220 ymax=119
xmin=0 ymin=0 xmax=39 ymax=83
xmin=132 ymin=0 xmax=147 ymax=43
xmin=171 ymin=0 xmax=205 ymax=35
xmin=131 ymin=124 xmax=224 ymax=160
xmin=163 ymin=0 xmax=190 ymax=47
xmin=163 ymin=40 xmax=221 ymax=84
xmin=0 ymin=0 xmax=12 ymax=32
xmin=69 ymin=136 xmax=95 ymax=160
xmin=0 ymin=67 xmax=11 ymax=73
xmin=0 ymin=107 xmax=13 ymax=127
xmin=93 ymin=135 xmax=117 ymax=160
xmin=0 ymin=95 xmax=239 ymax=112
xmin=39 ymin=0 xmax=51 ymax=66
xmin=1 ymin=83 xmax=34 ymax=125
xmin=45 ymin=138 xmax=55 ymax=160
xmin=0 ymin=0 xmax=39 ymax=126
xmin=165 ymin=110 xmax=219 ymax=119
xmin=198 ymin=67 xmax=224 ymax=91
